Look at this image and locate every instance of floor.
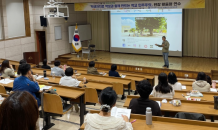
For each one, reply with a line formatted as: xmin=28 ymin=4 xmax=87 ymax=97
xmin=60 ymin=51 xmax=218 ymax=73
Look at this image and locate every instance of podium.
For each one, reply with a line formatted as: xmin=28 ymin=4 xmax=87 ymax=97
xmin=23 ymin=52 xmax=39 ymax=65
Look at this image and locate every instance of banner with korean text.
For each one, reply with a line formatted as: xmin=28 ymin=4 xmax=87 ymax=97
xmin=74 ymin=0 xmax=205 ymax=11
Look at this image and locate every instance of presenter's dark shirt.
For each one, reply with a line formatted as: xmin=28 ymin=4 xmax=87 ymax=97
xmin=128 ymin=97 xmax=162 ymax=116
xmin=41 ymin=65 xmax=51 ymax=69
xmin=109 ymin=70 xmax=120 ymax=77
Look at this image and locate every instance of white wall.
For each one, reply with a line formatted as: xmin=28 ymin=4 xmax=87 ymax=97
xmin=0 ymin=0 xmax=87 ymax=61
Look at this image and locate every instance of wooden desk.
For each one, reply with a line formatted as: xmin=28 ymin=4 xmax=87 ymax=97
xmin=71 ymin=66 xmax=155 ymax=85
xmin=80 ymin=110 xmax=218 ymax=130
xmin=1 ymin=81 xmax=86 ymax=126
xmin=123 ymin=95 xmax=218 ymax=121
xmin=36 ymin=76 xmax=112 ymax=90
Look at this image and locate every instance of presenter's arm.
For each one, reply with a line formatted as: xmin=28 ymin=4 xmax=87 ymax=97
xmin=155 ymin=44 xmax=164 ymax=47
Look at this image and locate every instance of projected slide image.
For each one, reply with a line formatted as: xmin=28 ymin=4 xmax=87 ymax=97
xmin=121 ymin=17 xmax=167 ymax=38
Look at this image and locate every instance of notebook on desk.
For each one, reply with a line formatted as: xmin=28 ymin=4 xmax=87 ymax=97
xmin=111 ymin=106 xmax=131 ymax=119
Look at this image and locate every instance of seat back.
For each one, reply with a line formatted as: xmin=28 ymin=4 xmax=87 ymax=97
xmin=113 ymin=82 xmax=123 ymax=95
xmin=211 ymin=70 xmax=218 ymax=80
xmin=43 ymin=93 xmax=63 ymax=115
xmin=175 ymin=112 xmax=206 ymax=121
xmin=85 ymin=88 xmax=99 ymax=104
xmin=131 ymin=80 xmax=136 ymax=90
xmin=0 ymin=85 xmax=7 ymax=94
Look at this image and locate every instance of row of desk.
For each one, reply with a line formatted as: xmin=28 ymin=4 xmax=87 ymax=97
xmin=80 ymin=110 xmax=218 ymax=130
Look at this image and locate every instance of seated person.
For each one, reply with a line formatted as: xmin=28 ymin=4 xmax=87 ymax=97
xmin=87 ymin=61 xmax=99 ymax=75
xmin=168 ymin=72 xmax=182 ymax=90
xmin=59 ymin=67 xmax=80 ymax=87
xmin=17 ymin=59 xmax=36 ymax=80
xmin=152 ymin=73 xmax=175 ymax=99
xmin=13 ymin=63 xmax=41 ymax=107
xmin=192 ymin=72 xmax=210 ymax=92
xmin=128 ymin=80 xmax=161 ymax=116
xmin=206 ymin=75 xmax=212 ymax=86
xmin=85 ymin=87 xmax=133 ymax=130
xmin=51 ymin=60 xmax=65 ymax=77
xmin=0 ymin=60 xmax=15 ymax=78
xmin=41 ymin=59 xmax=51 ymax=69
xmin=0 ymin=91 xmax=38 ymax=130
xmin=109 ymin=64 xmax=120 ymax=77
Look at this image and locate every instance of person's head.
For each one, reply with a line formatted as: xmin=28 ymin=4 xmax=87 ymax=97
xmin=0 ymin=91 xmax=39 ymax=130
xmin=162 ymin=36 xmax=166 ymax=41
xmin=43 ymin=59 xmax=48 ymax=66
xmin=111 ymin=64 xmax=117 ymax=71
xmin=19 ymin=59 xmax=27 ymax=65
xmin=99 ymin=87 xmax=117 ymax=113
xmin=0 ymin=60 xmax=10 ymax=73
xmin=136 ymin=80 xmax=152 ymax=99
xmin=54 ymin=60 xmax=61 ymax=67
xmin=196 ymin=72 xmax=206 ymax=81
xmin=206 ymin=75 xmax=212 ymax=85
xmin=89 ymin=61 xmax=95 ymax=67
xmin=18 ymin=63 xmax=31 ymax=76
xmin=156 ymin=72 xmax=172 ymax=94
xmin=65 ymin=67 xmax=74 ymax=76
xmin=168 ymin=72 xmax=178 ymax=85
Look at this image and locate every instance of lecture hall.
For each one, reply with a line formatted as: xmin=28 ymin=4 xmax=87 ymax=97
xmin=0 ymin=0 xmax=218 ymax=130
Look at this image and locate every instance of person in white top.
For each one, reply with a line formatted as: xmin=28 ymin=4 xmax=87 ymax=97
xmin=59 ymin=67 xmax=80 ymax=87
xmin=59 ymin=67 xmax=80 ymax=112
xmin=192 ymin=72 xmax=210 ymax=92
xmin=85 ymin=87 xmax=133 ymax=130
xmin=168 ymin=72 xmax=182 ymax=90
xmin=152 ymin=73 xmax=175 ymax=99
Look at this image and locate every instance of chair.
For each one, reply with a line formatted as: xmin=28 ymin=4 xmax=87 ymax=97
xmin=113 ymin=82 xmax=123 ymax=95
xmin=0 ymin=85 xmax=7 ymax=94
xmin=89 ymin=44 xmax=96 ymax=57
xmin=131 ymin=80 xmax=136 ymax=91
xmin=41 ymin=93 xmax=73 ymax=130
xmin=81 ymin=41 xmax=96 ymax=60
xmin=85 ymin=88 xmax=99 ymax=104
xmin=211 ymin=70 xmax=218 ymax=80
xmin=175 ymin=112 xmax=206 ymax=121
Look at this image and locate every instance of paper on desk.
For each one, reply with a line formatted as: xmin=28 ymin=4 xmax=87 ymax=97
xmin=0 ymin=79 xmax=14 ymax=84
xmin=36 ymin=75 xmax=44 ymax=80
xmin=40 ymin=86 xmax=52 ymax=91
xmin=111 ymin=106 xmax=131 ymax=119
xmin=182 ymin=86 xmax=186 ymax=90
xmin=39 ymin=85 xmax=45 ymax=89
xmin=121 ymin=75 xmax=126 ymax=78
xmin=210 ymin=88 xmax=217 ymax=92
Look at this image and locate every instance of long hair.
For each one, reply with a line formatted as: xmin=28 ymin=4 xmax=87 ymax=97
xmin=0 ymin=60 xmax=10 ymax=73
xmin=0 ymin=91 xmax=39 ymax=130
xmin=155 ymin=73 xmax=173 ymax=94
xmin=206 ymin=75 xmax=212 ymax=85
xmin=168 ymin=72 xmax=178 ymax=85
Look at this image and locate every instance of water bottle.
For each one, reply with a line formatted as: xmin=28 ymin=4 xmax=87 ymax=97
xmin=83 ymin=77 xmax=86 ymax=83
xmin=43 ymin=70 xmax=47 ymax=77
xmin=146 ymin=107 xmax=152 ymax=125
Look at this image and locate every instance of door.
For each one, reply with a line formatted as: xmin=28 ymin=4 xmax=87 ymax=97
xmin=36 ymin=31 xmax=47 ymax=62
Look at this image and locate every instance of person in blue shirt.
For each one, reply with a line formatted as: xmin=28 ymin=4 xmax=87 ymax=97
xmin=13 ymin=63 xmax=41 ymax=107
xmin=109 ymin=64 xmax=120 ymax=77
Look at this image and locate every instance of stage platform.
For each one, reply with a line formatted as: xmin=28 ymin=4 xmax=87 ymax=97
xmin=58 ymin=51 xmax=218 ymax=73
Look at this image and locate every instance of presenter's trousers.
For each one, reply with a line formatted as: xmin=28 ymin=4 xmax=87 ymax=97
xmin=163 ymin=52 xmax=169 ymax=67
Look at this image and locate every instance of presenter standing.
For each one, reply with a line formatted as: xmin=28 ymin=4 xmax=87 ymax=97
xmin=155 ymin=36 xmax=170 ymax=68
